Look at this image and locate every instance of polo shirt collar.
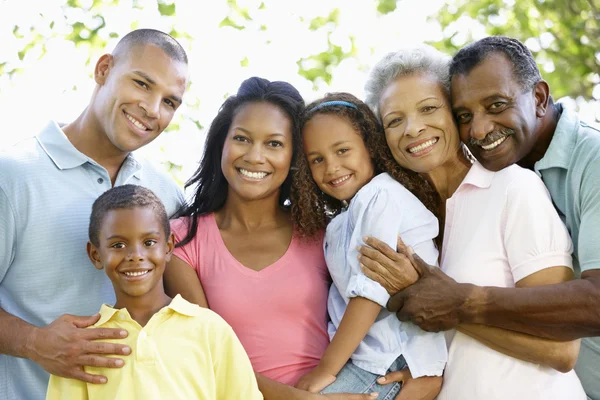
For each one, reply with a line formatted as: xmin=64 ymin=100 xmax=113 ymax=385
xmin=534 ymin=104 xmax=576 ymax=174
xmin=36 ymin=121 xmax=89 ymax=170
xmin=456 ymin=160 xmax=494 ymax=192
xmin=95 ymin=295 xmax=198 ymax=326
xmin=36 ymin=120 xmax=143 ymax=180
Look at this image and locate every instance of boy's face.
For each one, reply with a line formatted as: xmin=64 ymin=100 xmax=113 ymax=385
xmin=87 ymin=207 xmax=174 ymax=302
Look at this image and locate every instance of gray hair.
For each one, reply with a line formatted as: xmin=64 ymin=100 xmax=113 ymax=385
xmin=364 ymin=45 xmax=452 ymax=121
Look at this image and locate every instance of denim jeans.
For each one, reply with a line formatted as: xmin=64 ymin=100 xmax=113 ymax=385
xmin=320 ymin=355 xmax=406 ymax=400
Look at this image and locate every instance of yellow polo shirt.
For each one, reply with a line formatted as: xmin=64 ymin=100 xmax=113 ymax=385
xmin=46 ymin=295 xmax=262 ymax=400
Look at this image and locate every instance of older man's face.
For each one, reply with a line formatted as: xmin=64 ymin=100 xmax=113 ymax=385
xmin=450 ymin=53 xmax=541 ymax=171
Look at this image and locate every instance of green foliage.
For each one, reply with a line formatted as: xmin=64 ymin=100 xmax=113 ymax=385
xmin=433 ymin=0 xmax=600 ymax=100
xmin=157 ymin=1 xmax=176 ymax=16
xmin=377 ymin=0 xmax=397 ymax=14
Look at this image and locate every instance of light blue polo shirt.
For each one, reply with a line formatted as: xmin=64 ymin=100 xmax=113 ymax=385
xmin=534 ymin=105 xmax=600 ymax=400
xmin=0 ymin=121 xmax=184 ymax=400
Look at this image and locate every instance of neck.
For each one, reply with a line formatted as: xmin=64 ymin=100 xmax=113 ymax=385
xmin=518 ymin=104 xmax=560 ymax=170
xmin=421 ymin=146 xmax=472 ymax=204
xmin=113 ymin=281 xmax=171 ymax=327
xmin=62 ymin=106 xmax=129 ymax=184
xmin=216 ymin=189 xmax=289 ymax=232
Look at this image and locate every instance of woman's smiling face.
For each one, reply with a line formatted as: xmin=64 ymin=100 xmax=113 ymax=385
xmin=379 ymin=72 xmax=461 ymax=174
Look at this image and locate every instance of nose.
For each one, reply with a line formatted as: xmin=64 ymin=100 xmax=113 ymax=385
xmin=140 ymin=94 xmax=161 ymax=119
xmin=404 ymin=116 xmax=426 ymax=138
xmin=243 ymin=143 xmax=266 ymax=164
xmin=469 ymin=113 xmax=494 ymax=141
xmin=127 ymin=243 xmax=145 ymax=262
xmin=324 ymin=159 xmax=340 ymax=176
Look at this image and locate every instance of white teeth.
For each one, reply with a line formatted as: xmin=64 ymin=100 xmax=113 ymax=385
xmin=481 ymin=136 xmax=508 ymax=150
xmin=124 ymin=270 xmax=150 ymax=277
xmin=331 ymin=175 xmax=351 ymax=185
xmin=126 ymin=113 xmax=148 ymax=131
xmin=408 ymin=138 xmax=438 ymax=154
xmin=239 ymin=168 xmax=268 ymax=179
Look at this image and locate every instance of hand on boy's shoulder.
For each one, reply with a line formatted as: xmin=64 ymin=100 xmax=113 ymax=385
xmin=31 ymin=312 xmax=131 ymax=384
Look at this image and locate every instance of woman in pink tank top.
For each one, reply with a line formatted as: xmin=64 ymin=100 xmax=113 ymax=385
xmin=164 ymin=77 xmax=374 ymax=400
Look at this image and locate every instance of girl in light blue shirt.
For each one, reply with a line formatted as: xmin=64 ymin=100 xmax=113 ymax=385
xmin=291 ymin=93 xmax=447 ymax=399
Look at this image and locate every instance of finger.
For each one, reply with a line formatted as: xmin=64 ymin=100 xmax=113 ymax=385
xmin=387 ymin=291 xmax=407 ymax=312
xmin=70 ymin=314 xmax=102 ymax=328
xmin=362 ymin=236 xmax=401 ymax=261
xmin=360 ymin=264 xmax=384 ymax=283
xmin=406 ymin=247 xmax=430 ymax=276
xmin=323 ymin=393 xmax=379 ymax=399
xmin=78 ymin=354 xmax=125 ymax=369
xmin=376 ymin=367 xmax=411 ymax=385
xmin=81 ymin=327 xmax=128 ymax=341
xmin=70 ymin=369 xmax=108 ymax=385
xmin=83 ymin=340 xmax=131 ymax=356
xmin=396 ymin=235 xmax=409 ymax=254
xmin=358 ymin=244 xmax=394 ymax=267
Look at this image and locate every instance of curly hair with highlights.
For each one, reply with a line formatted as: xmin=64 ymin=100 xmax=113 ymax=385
xmin=291 ymin=92 xmax=440 ymax=238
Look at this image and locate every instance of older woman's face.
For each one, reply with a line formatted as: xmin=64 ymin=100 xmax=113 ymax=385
xmin=379 ymin=73 xmax=460 ymax=174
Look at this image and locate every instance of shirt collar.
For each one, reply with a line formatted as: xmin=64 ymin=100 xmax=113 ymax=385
xmin=36 ymin=121 xmax=89 ymax=170
xmin=534 ymin=104 xmax=576 ymax=174
xmin=36 ymin=120 xmax=143 ymax=179
xmin=456 ymin=160 xmax=495 ymax=192
xmin=94 ymin=294 xmax=198 ymax=326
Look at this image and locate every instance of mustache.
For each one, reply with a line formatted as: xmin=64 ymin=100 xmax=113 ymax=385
xmin=468 ymin=127 xmax=515 ymax=147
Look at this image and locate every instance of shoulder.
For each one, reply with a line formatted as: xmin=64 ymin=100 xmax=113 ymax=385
xmin=493 ymin=164 xmax=547 ymax=193
xmin=135 ymin=157 xmax=184 ymax=214
xmin=0 ymin=137 xmax=46 ymax=179
xmin=171 ymin=214 xmax=214 ymax=240
xmin=173 ymin=298 xmax=235 ymax=334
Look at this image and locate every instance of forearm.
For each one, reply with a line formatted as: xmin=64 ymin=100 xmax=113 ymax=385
xmin=0 ymin=307 xmax=37 ymax=359
xmin=458 ymin=323 xmax=580 ymax=372
xmin=257 ymin=373 xmax=314 ymax=400
xmin=319 ymin=297 xmax=381 ymax=375
xmin=461 ymin=276 xmax=600 ymax=340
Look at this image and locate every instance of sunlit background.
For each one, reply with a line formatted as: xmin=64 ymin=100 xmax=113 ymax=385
xmin=1 ymin=0 xmax=599 ymax=185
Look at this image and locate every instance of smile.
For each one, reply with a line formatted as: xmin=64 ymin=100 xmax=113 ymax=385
xmin=407 ymin=138 xmax=438 ymax=154
xmin=124 ymin=112 xmax=149 ymax=131
xmin=120 ymin=269 xmax=152 ymax=280
xmin=329 ymin=174 xmax=352 ymax=186
xmin=480 ymin=135 xmax=508 ymax=150
xmin=238 ymin=168 xmax=269 ymax=180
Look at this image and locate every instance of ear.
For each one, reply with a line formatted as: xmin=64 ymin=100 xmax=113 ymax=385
xmin=533 ymin=80 xmax=550 ymax=118
xmin=94 ymin=54 xmax=114 ymax=85
xmin=164 ymin=233 xmax=175 ymax=262
xmin=87 ymin=241 xmax=104 ymax=271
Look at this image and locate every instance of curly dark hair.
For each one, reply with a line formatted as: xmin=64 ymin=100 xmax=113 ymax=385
xmin=291 ymin=92 xmax=439 ymax=238
xmin=173 ymin=77 xmax=305 ymax=248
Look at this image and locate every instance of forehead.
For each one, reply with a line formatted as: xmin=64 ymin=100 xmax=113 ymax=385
xmin=379 ymin=73 xmax=447 ymax=115
xmin=231 ymin=102 xmax=293 ymax=135
xmin=451 ymin=53 xmax=520 ymax=107
xmin=100 ymin=207 xmax=162 ymax=233
xmin=116 ymin=44 xmax=188 ymax=94
xmin=303 ymin=113 xmax=360 ymax=146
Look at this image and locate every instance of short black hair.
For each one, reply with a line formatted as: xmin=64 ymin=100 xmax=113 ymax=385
xmin=450 ymin=36 xmax=541 ymax=91
xmin=89 ymin=184 xmax=170 ymax=247
xmin=173 ymin=76 xmax=305 ymax=248
xmin=112 ymin=28 xmax=188 ymax=64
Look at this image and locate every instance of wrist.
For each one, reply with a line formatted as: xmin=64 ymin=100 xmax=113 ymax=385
xmin=458 ymin=283 xmax=487 ymax=324
xmin=23 ymin=325 xmax=41 ymax=361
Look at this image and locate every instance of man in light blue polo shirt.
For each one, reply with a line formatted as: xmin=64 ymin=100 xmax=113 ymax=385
xmin=360 ymin=36 xmax=600 ymax=400
xmin=0 ymin=29 xmax=189 ymax=400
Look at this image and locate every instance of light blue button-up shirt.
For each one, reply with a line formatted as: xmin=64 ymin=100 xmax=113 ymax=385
xmin=325 ymin=173 xmax=447 ymax=377
xmin=0 ymin=121 xmax=184 ymax=400
xmin=534 ymin=105 xmax=600 ymax=400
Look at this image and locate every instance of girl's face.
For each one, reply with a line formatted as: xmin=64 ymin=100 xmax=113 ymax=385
xmin=378 ymin=72 xmax=460 ymax=174
xmin=221 ymin=101 xmax=294 ymax=204
xmin=302 ymin=113 xmax=375 ymax=202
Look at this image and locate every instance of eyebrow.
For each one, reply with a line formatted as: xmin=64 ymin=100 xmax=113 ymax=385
xmin=132 ymin=71 xmax=182 ymax=104
xmin=106 ymin=231 xmax=162 ymax=241
xmin=416 ymin=96 xmax=438 ymax=105
xmin=234 ymin=127 xmax=286 ymax=137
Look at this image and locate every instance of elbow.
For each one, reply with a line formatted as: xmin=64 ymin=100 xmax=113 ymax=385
xmin=550 ymin=340 xmax=581 ymax=373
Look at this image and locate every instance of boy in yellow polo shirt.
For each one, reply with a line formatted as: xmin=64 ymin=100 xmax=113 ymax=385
xmin=46 ymin=185 xmax=262 ymax=399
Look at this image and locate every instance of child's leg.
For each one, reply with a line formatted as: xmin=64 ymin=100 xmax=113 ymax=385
xmin=320 ymin=355 xmax=407 ymax=400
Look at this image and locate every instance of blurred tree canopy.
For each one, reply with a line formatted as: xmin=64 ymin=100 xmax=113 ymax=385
xmin=431 ymin=0 xmax=600 ymax=101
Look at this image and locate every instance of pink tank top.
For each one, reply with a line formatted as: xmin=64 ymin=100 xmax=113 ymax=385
xmin=171 ymin=213 xmax=330 ymax=385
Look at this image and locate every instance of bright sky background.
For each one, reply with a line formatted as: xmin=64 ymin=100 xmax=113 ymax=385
xmin=1 ymin=0 xmax=598 ymax=183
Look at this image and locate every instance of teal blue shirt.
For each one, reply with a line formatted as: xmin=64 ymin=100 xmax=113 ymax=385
xmin=534 ymin=105 xmax=600 ymax=400
xmin=0 ymin=121 xmax=184 ymax=400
